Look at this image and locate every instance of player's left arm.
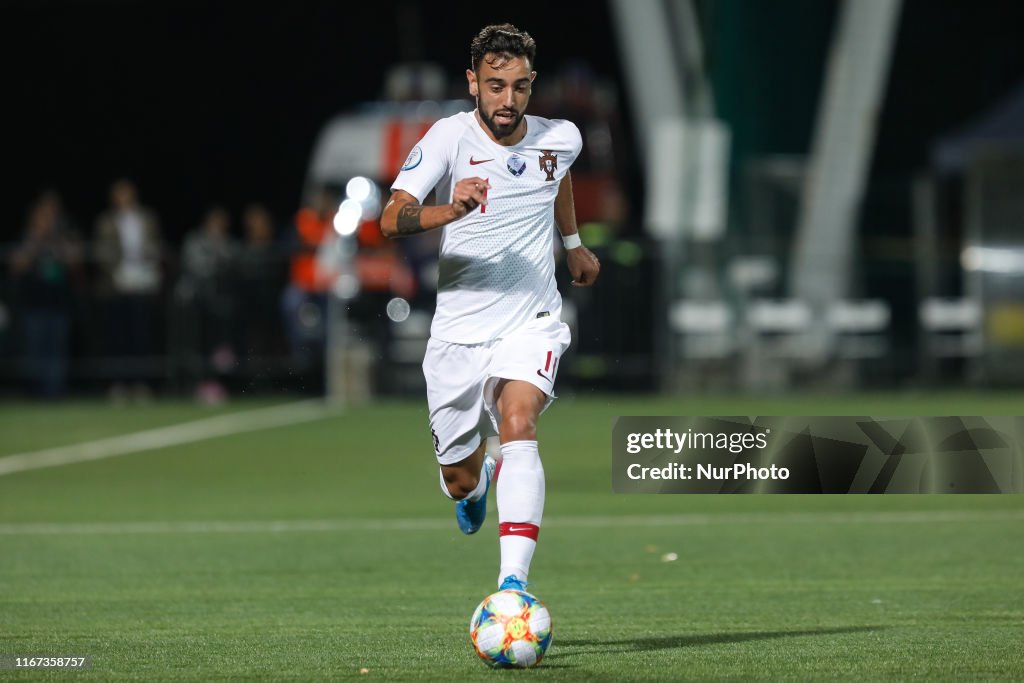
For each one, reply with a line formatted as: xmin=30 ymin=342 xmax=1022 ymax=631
xmin=555 ymin=170 xmax=600 ymax=287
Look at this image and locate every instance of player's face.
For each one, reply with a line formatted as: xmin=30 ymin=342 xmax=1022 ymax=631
xmin=468 ymin=54 xmax=535 ymax=143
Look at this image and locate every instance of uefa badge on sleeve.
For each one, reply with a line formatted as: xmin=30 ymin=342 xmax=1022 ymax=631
xmin=401 ymin=146 xmax=423 ymax=171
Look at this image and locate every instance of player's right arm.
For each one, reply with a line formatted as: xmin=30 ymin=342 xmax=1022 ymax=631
xmin=380 ymin=178 xmax=490 ymax=239
xmin=381 ymin=115 xmax=489 ymax=239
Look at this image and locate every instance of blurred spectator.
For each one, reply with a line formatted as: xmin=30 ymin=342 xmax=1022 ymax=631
xmin=93 ymin=178 xmax=163 ymax=401
xmin=281 ymin=187 xmax=338 ymax=365
xmin=10 ymin=191 xmax=83 ymax=397
xmin=530 ymin=61 xmax=626 ymax=228
xmin=347 ymin=210 xmax=416 ymax=348
xmin=177 ymin=206 xmax=237 ymax=404
xmin=236 ymin=204 xmax=286 ymax=360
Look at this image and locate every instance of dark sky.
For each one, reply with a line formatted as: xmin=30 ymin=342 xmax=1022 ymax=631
xmin=5 ymin=0 xmax=1024 ymax=247
xmin=3 ymin=0 xmax=620 ymax=242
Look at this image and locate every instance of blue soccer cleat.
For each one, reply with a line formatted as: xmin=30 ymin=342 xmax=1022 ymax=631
xmin=499 ymin=574 xmax=529 ymax=592
xmin=456 ymin=455 xmax=496 ymax=535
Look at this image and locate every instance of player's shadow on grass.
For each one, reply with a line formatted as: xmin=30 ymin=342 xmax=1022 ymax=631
xmin=551 ymin=625 xmax=882 ymax=656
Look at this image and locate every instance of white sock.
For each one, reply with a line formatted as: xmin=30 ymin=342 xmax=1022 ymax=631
xmin=438 ymin=455 xmax=489 ymax=502
xmin=438 ymin=467 xmax=454 ymax=500
xmin=486 ymin=436 xmax=502 ymax=464
xmin=466 ymin=460 xmax=489 ymax=502
xmin=496 ymin=440 xmax=544 ymax=585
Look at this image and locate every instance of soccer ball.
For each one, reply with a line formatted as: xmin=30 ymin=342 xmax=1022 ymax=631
xmin=469 ymin=589 xmax=552 ymax=668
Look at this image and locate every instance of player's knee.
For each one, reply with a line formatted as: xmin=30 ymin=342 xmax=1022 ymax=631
xmin=500 ymin=410 xmax=537 ymax=442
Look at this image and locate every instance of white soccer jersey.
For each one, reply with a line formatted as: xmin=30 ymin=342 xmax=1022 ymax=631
xmin=391 ymin=111 xmax=582 ymax=344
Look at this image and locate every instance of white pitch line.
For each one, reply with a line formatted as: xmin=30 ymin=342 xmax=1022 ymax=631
xmin=0 ymin=400 xmax=338 ymax=477
xmin=0 ymin=510 xmax=1021 ymax=536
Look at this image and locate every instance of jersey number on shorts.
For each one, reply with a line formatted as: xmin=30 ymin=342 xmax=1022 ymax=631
xmin=536 ymin=350 xmax=559 ymax=384
xmin=431 ymin=428 xmax=440 ymax=453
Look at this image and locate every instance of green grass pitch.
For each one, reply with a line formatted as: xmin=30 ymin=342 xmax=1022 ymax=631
xmin=1 ymin=393 xmax=1023 ymax=680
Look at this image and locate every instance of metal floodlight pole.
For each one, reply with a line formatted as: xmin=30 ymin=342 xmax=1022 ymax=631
xmin=325 ymin=288 xmax=346 ymax=407
xmin=791 ymin=0 xmax=903 ymax=313
xmin=324 ymin=235 xmax=357 ymax=407
xmin=610 ymin=0 xmax=691 ymax=391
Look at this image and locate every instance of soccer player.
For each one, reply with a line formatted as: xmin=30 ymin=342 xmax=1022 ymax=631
xmin=380 ymin=23 xmax=600 ymax=593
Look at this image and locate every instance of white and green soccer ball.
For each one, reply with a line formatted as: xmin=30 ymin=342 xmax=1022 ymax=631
xmin=469 ymin=588 xmax=553 ymax=668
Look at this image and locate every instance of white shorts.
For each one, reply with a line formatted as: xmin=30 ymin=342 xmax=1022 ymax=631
xmin=422 ymin=316 xmax=571 ymax=465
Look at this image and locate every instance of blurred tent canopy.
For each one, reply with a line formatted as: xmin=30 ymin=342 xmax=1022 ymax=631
xmin=932 ymin=80 xmax=1024 ymax=173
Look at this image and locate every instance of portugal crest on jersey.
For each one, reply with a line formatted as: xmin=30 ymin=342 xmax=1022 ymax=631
xmin=506 ymin=154 xmax=527 ymax=177
xmin=539 ymin=150 xmax=557 ymax=181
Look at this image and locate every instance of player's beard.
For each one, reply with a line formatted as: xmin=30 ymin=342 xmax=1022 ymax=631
xmin=478 ymin=98 xmax=524 ymax=141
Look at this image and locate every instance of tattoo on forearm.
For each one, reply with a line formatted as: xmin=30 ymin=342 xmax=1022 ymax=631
xmin=396 ymin=205 xmax=426 ymax=235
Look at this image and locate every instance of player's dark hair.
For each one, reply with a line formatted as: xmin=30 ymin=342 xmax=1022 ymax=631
xmin=470 ymin=23 xmax=536 ymax=72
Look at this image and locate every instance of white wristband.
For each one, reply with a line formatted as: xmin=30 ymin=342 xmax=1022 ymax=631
xmin=561 ymin=232 xmax=582 ymax=250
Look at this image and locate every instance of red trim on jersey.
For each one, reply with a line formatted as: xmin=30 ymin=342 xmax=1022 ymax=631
xmin=499 ymin=522 xmax=540 ymax=540
xmin=382 ymin=121 xmax=404 ymax=179
xmin=386 ymin=121 xmax=436 ymax=180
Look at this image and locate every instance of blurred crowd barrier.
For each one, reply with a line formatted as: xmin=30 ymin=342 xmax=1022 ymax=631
xmin=0 ymin=185 xmax=296 ymax=402
xmin=2 ymin=194 xmax=1016 ymax=402
xmin=0 ymin=178 xmax=641 ymax=401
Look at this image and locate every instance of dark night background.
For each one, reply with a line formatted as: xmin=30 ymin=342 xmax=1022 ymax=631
xmin=2 ymin=0 xmax=622 ymax=242
xmin=4 ymin=0 xmax=1024 ymax=245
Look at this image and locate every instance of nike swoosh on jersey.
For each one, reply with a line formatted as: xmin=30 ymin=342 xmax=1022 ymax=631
xmin=469 ymin=157 xmax=494 ymax=165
